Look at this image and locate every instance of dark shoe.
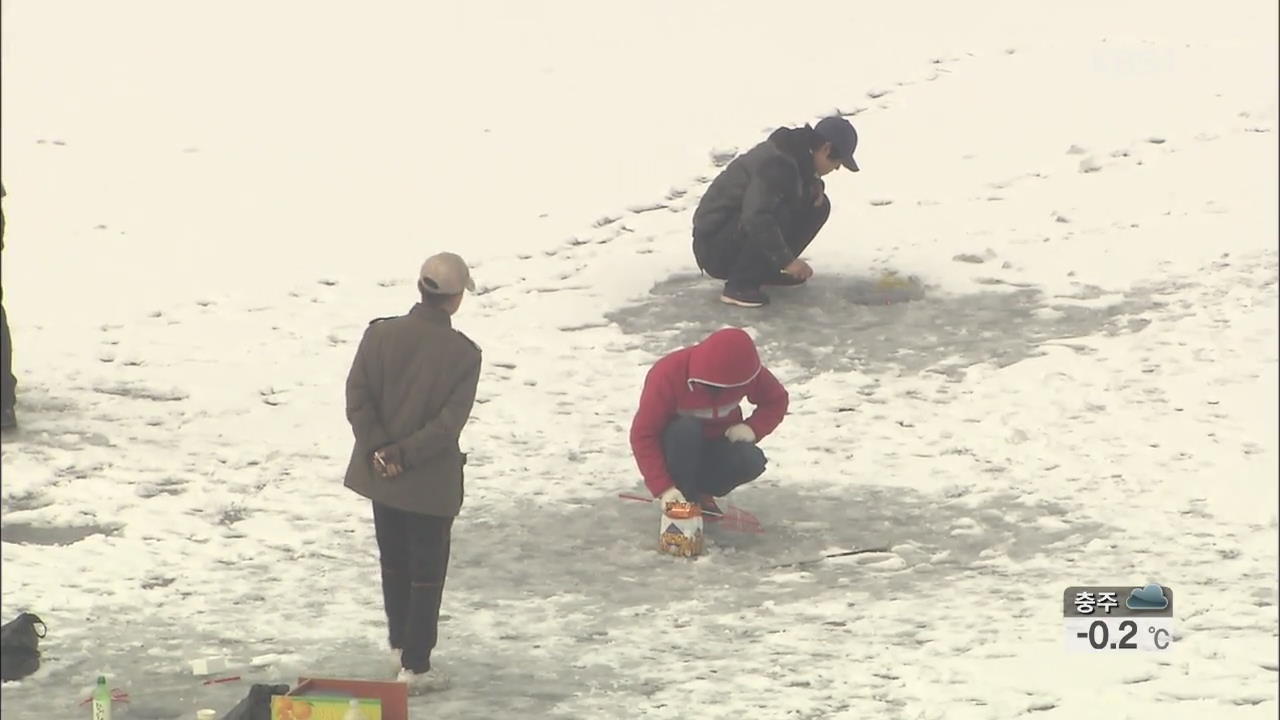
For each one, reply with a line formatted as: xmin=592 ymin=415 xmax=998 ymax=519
xmin=697 ymin=494 xmax=722 ymax=517
xmin=0 ymin=407 xmax=15 ymax=431
xmin=720 ymin=284 xmax=769 ymax=308
xmin=762 ymin=272 xmax=807 ymax=287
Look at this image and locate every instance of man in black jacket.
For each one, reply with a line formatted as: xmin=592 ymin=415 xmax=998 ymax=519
xmin=692 ymin=116 xmax=859 ymax=307
xmin=1 ymin=183 xmax=15 ymax=430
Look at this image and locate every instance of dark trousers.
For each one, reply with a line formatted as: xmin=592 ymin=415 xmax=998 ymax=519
xmin=1 ymin=203 xmax=13 ymax=413
xmin=662 ymin=416 xmax=767 ymax=498
xmin=694 ymin=198 xmax=831 ymax=288
xmin=373 ymin=502 xmax=453 ymax=673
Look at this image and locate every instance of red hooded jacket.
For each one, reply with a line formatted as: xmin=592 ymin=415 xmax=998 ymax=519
xmin=630 ymin=328 xmax=789 ymax=496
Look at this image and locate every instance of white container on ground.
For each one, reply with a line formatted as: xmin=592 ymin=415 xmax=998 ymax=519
xmin=189 ymin=656 xmax=231 ymax=675
xmin=249 ymin=653 xmax=282 ymax=667
xmin=659 ymin=500 xmax=704 ymax=557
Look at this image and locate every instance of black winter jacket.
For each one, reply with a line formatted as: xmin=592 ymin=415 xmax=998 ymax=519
xmin=692 ymin=126 xmax=824 ymax=270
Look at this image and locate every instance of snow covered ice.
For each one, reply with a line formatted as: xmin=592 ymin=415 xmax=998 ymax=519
xmin=1 ymin=1 xmax=1277 ymax=718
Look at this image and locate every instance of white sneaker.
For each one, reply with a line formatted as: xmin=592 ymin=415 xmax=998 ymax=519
xmin=397 ymin=666 xmax=450 ymax=694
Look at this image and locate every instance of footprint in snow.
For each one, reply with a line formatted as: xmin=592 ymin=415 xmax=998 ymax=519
xmin=1078 ymin=157 xmax=1103 ymax=173
xmin=709 ymin=148 xmax=738 ymax=167
xmin=259 ymin=387 xmax=288 ymax=406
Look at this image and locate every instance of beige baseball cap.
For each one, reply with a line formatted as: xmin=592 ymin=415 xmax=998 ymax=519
xmin=418 ymin=252 xmax=476 ymax=295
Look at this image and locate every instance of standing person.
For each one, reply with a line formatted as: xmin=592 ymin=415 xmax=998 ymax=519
xmin=692 ymin=116 xmax=860 ymax=308
xmin=343 ymin=252 xmax=482 ymax=693
xmin=1 ymin=182 xmax=16 ymax=430
xmin=630 ymin=328 xmax=789 ymax=514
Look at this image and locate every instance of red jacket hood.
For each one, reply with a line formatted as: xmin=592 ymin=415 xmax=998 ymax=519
xmin=686 ymin=328 xmax=761 ymax=389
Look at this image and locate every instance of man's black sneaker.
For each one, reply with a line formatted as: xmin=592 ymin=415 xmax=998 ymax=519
xmin=720 ymin=284 xmax=769 ymax=308
xmin=762 ymin=272 xmax=807 ymax=287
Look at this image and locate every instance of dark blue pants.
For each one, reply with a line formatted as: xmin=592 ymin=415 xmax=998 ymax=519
xmin=662 ymin=416 xmax=767 ymax=498
xmin=373 ymin=502 xmax=452 ymax=673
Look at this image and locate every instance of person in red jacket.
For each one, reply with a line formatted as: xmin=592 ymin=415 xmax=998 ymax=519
xmin=630 ymin=327 xmax=789 ymax=512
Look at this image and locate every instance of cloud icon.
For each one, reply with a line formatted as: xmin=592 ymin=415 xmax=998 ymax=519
xmin=1126 ymin=584 xmax=1169 ymax=610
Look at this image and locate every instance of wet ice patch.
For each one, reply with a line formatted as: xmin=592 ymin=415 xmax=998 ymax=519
xmin=92 ymin=382 xmax=188 ymax=403
xmin=608 ymin=273 xmax=1160 ymax=382
xmin=1 ymin=523 xmax=122 ymax=546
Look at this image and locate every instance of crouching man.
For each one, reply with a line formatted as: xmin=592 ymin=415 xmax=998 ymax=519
xmin=692 ymin=116 xmax=860 ymax=308
xmin=629 ymin=328 xmax=789 ymax=513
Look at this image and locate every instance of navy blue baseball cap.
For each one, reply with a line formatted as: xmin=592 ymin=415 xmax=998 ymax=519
xmin=815 ymin=116 xmax=860 ymax=172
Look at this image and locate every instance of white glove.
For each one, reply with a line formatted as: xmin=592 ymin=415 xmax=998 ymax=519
xmin=725 ymin=423 xmax=756 ymax=443
xmin=658 ymin=486 xmax=687 ymax=508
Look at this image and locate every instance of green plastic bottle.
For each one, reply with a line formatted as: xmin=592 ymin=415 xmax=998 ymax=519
xmin=91 ymin=676 xmax=112 ymax=720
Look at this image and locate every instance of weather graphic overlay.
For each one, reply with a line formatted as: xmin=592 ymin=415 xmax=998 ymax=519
xmin=1063 ymin=584 xmax=1174 ymax=652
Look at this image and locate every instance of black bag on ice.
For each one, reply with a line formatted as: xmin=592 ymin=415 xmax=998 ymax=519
xmin=0 ymin=612 xmax=46 ymax=682
xmin=221 ymin=682 xmax=291 ymax=720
